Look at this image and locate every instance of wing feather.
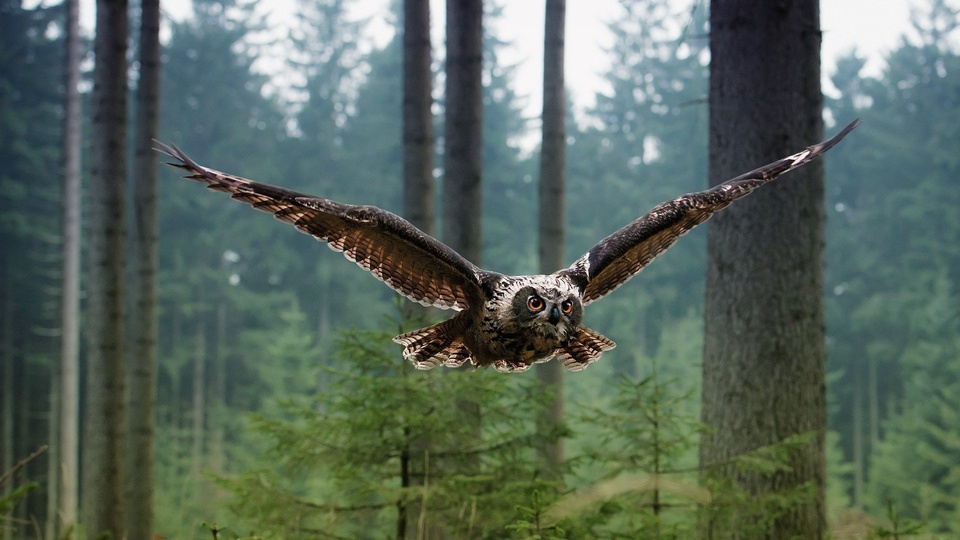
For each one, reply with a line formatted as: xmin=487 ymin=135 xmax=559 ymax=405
xmin=560 ymin=119 xmax=860 ymax=304
xmin=155 ymin=141 xmax=484 ymax=310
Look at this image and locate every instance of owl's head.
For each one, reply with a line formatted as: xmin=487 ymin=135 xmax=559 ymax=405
xmin=509 ymin=280 xmax=583 ymax=340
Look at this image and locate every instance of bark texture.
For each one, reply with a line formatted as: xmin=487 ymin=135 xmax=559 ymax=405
xmin=83 ymin=0 xmax=128 ymax=536
xmin=699 ymin=0 xmax=826 ymax=537
xmin=126 ymin=0 xmax=161 ymax=536
xmin=403 ymin=0 xmax=435 ymax=236
xmin=442 ymin=0 xmax=483 ymax=265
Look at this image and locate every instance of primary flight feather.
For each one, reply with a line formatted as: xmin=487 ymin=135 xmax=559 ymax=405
xmin=157 ymin=119 xmax=858 ymax=373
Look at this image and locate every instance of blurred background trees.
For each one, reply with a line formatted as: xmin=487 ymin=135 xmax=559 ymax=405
xmin=0 ymin=0 xmax=958 ymax=537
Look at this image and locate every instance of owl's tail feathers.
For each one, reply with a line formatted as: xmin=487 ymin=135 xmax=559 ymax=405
xmin=556 ymin=327 xmax=616 ymax=372
xmin=393 ymin=315 xmax=473 ymax=370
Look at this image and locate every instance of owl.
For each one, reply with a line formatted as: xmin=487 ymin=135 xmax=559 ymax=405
xmin=157 ymin=119 xmax=857 ymax=373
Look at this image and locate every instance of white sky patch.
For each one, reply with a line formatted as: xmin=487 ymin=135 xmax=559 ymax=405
xmin=55 ymin=0 xmax=917 ymax=135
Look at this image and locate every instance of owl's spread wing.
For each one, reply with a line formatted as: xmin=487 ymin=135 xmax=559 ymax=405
xmin=156 ymin=141 xmax=485 ymax=310
xmin=560 ymin=119 xmax=859 ymax=305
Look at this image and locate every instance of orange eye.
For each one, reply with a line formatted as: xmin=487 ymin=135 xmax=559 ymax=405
xmin=527 ymin=295 xmax=545 ymax=312
xmin=561 ymin=299 xmax=574 ymax=315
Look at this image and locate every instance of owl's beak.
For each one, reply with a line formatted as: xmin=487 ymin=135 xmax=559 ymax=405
xmin=548 ymin=305 xmax=561 ymax=325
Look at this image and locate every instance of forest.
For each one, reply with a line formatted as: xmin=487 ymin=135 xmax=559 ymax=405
xmin=1 ymin=0 xmax=959 ymax=538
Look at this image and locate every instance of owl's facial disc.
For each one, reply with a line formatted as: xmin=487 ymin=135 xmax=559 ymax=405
xmin=513 ymin=286 xmax=582 ymax=329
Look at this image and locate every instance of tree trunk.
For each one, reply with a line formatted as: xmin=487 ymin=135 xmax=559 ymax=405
xmin=868 ymin=358 xmax=879 ymax=449
xmin=83 ymin=0 xmax=129 ymax=537
xmin=442 ymin=0 xmax=483 ymax=265
xmin=1 ymin=266 xmax=13 ymax=540
xmin=125 ymin=0 xmax=160 ymax=536
xmin=699 ymin=0 xmax=826 ymax=537
xmin=440 ymin=5 xmax=484 ymax=533
xmin=209 ymin=302 xmax=227 ymax=475
xmin=191 ymin=319 xmax=206 ymax=476
xmin=45 ymin=367 xmax=60 ymax=540
xmin=57 ymin=0 xmax=82 ymax=532
xmin=402 ymin=1 xmax=434 ymax=535
xmin=403 ymin=0 xmax=435 ymax=236
xmin=852 ymin=365 xmax=864 ymax=510
xmin=535 ymin=0 xmax=566 ymax=483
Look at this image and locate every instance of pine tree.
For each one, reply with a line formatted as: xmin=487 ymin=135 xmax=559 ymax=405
xmin=220 ymin=322 xmax=556 ymax=538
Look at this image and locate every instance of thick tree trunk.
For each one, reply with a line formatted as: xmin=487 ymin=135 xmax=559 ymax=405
xmin=442 ymin=0 xmax=483 ymax=265
xmin=699 ymin=0 xmax=826 ymax=537
xmin=535 ymin=0 xmax=566 ymax=483
xmin=83 ymin=0 xmax=129 ymax=537
xmin=57 ymin=0 xmax=82 ymax=531
xmin=125 ymin=0 xmax=161 ymax=536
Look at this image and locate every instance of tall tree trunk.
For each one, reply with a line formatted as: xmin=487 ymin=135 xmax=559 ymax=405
xmin=45 ymin=368 xmax=60 ymax=540
xmin=442 ymin=0 xmax=483 ymax=265
xmin=535 ymin=0 xmax=566 ymax=483
xmin=191 ymin=319 xmax=206 ymax=476
xmin=852 ymin=364 xmax=864 ymax=509
xmin=126 ymin=0 xmax=161 ymax=536
xmin=1 ymin=266 xmax=12 ymax=540
xmin=699 ymin=0 xmax=826 ymax=537
xmin=57 ymin=0 xmax=82 ymax=531
xmin=403 ymin=0 xmax=435 ymax=237
xmin=868 ymin=358 xmax=879 ymax=449
xmin=209 ymin=302 xmax=226 ymax=476
xmin=83 ymin=0 xmax=129 ymax=537
xmin=441 ymin=6 xmax=483 ymax=534
xmin=402 ymin=1 xmax=434 ymax=535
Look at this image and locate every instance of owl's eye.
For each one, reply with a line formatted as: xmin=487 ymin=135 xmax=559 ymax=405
xmin=527 ymin=295 xmax=545 ymax=312
xmin=561 ymin=299 xmax=574 ymax=315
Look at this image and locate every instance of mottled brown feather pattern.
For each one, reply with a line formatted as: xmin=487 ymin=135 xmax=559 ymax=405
xmin=562 ymin=119 xmax=860 ymax=305
xmin=154 ymin=140 xmax=484 ymax=311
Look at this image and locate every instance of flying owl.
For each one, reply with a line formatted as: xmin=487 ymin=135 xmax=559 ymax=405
xmin=157 ymin=119 xmax=857 ymax=373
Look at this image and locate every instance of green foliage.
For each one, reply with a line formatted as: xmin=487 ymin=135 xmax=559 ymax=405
xmin=506 ymin=490 xmax=568 ymax=539
xmin=825 ymin=431 xmax=854 ymax=523
xmin=3 ymin=0 xmax=957 ymax=532
xmin=565 ymin=0 xmax=709 ymax=377
xmin=0 ymin=0 xmax=66 ymax=528
xmin=823 ymin=0 xmax=960 ymax=532
xmin=699 ymin=434 xmax=820 ymax=539
xmin=557 ymin=369 xmax=704 ymax=538
xmin=872 ymin=499 xmax=926 ymax=539
xmin=0 ymin=483 xmax=38 ymax=535
xmin=218 ymin=323 xmax=558 ymax=537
